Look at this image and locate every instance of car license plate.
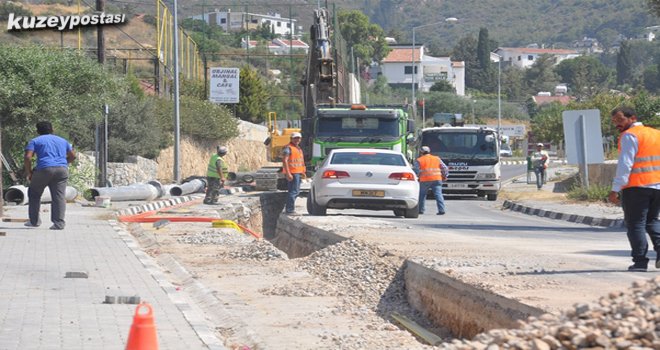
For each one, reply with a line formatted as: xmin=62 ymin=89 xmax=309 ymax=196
xmin=447 ymin=183 xmax=468 ymax=188
xmin=352 ymin=190 xmax=385 ymax=197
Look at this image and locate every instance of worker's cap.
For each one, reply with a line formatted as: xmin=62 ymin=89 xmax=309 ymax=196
xmin=421 ymin=146 xmax=431 ymax=153
xmin=291 ymin=132 xmax=302 ymax=139
xmin=217 ymin=145 xmax=228 ymax=154
xmin=536 ymin=143 xmax=544 ymax=147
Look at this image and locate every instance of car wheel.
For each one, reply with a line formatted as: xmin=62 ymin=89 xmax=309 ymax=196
xmin=486 ymin=193 xmax=498 ymax=201
xmin=306 ymin=190 xmax=326 ymax=216
xmin=404 ymin=205 xmax=419 ymax=218
xmin=393 ymin=209 xmax=405 ymax=217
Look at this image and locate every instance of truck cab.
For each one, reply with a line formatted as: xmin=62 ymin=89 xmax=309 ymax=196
xmin=419 ymin=125 xmax=501 ymax=200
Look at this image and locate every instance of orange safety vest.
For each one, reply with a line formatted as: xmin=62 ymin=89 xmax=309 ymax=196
xmin=417 ymin=154 xmax=443 ymax=182
xmin=284 ymin=143 xmax=306 ymax=174
xmin=618 ymin=125 xmax=660 ymax=189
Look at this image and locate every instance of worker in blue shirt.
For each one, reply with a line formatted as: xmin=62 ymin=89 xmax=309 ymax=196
xmin=23 ymin=121 xmax=76 ymax=230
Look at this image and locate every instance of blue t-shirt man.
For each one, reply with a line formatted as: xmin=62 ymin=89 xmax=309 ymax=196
xmin=25 ymin=134 xmax=72 ymax=169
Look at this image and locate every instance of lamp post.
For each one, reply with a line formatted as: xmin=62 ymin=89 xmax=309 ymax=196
xmin=411 ymin=18 xmax=458 ymax=120
xmin=490 ymin=51 xmax=502 ymax=141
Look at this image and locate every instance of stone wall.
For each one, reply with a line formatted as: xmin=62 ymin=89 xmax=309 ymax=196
xmin=155 ymin=121 xmax=273 ymax=183
xmin=581 ymin=161 xmax=617 ymax=187
xmin=107 ymin=156 xmax=159 ymax=186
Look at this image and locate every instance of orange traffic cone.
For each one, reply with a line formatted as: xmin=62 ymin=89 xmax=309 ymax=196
xmin=126 ymin=302 xmax=159 ymax=350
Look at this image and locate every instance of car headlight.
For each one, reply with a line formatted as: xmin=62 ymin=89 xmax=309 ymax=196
xmin=476 ymin=173 xmax=497 ymax=180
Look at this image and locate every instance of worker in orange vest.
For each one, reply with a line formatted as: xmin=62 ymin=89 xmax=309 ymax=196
xmin=413 ymin=146 xmax=449 ymax=215
xmin=282 ymin=132 xmax=306 ymax=215
xmin=608 ymin=107 xmax=660 ymax=272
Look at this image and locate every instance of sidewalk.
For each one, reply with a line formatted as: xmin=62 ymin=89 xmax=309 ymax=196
xmin=0 ymin=202 xmax=215 ymax=349
xmin=500 ymin=165 xmax=625 ymax=228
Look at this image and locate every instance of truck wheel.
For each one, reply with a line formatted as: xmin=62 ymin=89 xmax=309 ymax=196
xmin=393 ymin=209 xmax=405 ymax=217
xmin=486 ymin=193 xmax=498 ymax=201
xmin=404 ymin=205 xmax=419 ymax=218
xmin=306 ymin=190 xmax=326 ymax=216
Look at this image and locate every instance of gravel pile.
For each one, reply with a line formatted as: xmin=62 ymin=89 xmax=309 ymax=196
xmin=176 ymin=229 xmax=252 ymax=245
xmin=228 ymin=240 xmax=288 ymax=261
xmin=439 ymin=276 xmax=660 ymax=349
xmin=298 ymin=239 xmax=402 ymax=307
xmin=259 ymin=281 xmax=339 ymax=297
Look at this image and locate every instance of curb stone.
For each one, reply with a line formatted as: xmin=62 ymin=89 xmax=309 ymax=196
xmin=502 ymin=200 xmax=625 ymax=228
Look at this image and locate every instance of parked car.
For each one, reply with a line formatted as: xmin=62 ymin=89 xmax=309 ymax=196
xmin=307 ymin=149 xmax=420 ymax=218
xmin=499 ymin=143 xmax=512 ymax=157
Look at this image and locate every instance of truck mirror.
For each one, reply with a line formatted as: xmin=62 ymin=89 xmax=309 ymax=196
xmin=407 ymin=119 xmax=415 ymax=133
xmin=406 ymin=133 xmax=416 ymax=144
xmin=484 ymin=135 xmax=495 ymax=143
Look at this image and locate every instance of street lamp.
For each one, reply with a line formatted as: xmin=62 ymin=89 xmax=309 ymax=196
xmin=411 ymin=17 xmax=458 ymax=122
xmin=490 ymin=51 xmax=502 ymax=141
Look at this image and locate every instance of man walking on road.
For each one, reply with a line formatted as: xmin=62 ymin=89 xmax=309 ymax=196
xmin=414 ymin=146 xmax=448 ymax=215
xmin=607 ymin=107 xmax=660 ymax=272
xmin=24 ymin=121 xmax=76 ymax=230
xmin=531 ymin=143 xmax=549 ymax=190
xmin=282 ymin=132 xmax=306 ymax=215
xmin=204 ymin=146 xmax=228 ymax=205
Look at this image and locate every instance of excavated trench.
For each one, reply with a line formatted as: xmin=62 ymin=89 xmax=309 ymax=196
xmin=257 ymin=192 xmax=543 ymax=341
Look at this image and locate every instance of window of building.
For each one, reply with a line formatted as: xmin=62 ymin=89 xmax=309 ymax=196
xmin=286 ymin=23 xmax=291 ymax=28
xmin=404 ymin=66 xmax=418 ymax=75
xmin=517 ymin=56 xmax=521 ymax=61
xmin=277 ymin=22 xmax=281 ymax=27
xmin=528 ymin=55 xmax=534 ymax=60
xmin=220 ymin=18 xmax=226 ymax=24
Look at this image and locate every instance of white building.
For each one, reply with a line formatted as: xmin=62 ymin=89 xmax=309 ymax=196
xmin=380 ymin=45 xmax=465 ymax=96
xmin=241 ymin=38 xmax=309 ymax=54
xmin=494 ymin=47 xmax=581 ymax=69
xmin=191 ymin=10 xmax=297 ymax=37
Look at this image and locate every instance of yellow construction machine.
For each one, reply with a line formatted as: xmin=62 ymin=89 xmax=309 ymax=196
xmin=255 ymin=112 xmax=301 ymax=190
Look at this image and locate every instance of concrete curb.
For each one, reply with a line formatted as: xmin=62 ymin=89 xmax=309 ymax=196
xmin=500 ymin=159 xmax=568 ymax=166
xmin=502 ymin=200 xmax=625 ymax=228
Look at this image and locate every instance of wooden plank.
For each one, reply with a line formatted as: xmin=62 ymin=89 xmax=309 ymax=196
xmin=391 ymin=312 xmax=443 ymax=346
xmin=2 ymin=218 xmax=28 ymax=223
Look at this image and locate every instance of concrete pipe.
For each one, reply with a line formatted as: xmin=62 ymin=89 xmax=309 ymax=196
xmin=88 ymin=183 xmax=160 ymax=202
xmin=159 ymin=184 xmax=177 ymax=199
xmin=148 ymin=180 xmax=165 ymax=198
xmin=169 ymin=178 xmax=206 ymax=196
xmin=4 ymin=185 xmax=78 ymax=205
xmin=229 ymin=172 xmax=256 ymax=183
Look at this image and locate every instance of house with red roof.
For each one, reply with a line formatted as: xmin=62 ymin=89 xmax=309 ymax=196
xmin=380 ymin=44 xmax=465 ymax=96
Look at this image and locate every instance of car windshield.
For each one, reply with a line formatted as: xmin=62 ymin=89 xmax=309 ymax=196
xmin=317 ymin=117 xmax=399 ymax=138
xmin=501 ymin=143 xmax=511 ymax=151
xmin=422 ymin=131 xmax=498 ymax=162
xmin=330 ymin=152 xmax=406 ymax=166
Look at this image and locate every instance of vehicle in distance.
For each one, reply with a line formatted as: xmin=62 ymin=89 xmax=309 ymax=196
xmin=307 ymin=149 xmax=419 ymax=218
xmin=499 ymin=142 xmax=512 ymax=157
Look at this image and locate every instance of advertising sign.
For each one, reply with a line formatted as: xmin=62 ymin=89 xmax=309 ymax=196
xmin=209 ymin=67 xmax=240 ymax=104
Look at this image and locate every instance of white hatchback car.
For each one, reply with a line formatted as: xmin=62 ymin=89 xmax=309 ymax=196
xmin=307 ymin=149 xmax=420 ymax=218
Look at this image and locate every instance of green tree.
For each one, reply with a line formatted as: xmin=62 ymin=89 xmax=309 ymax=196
xmin=477 ymin=28 xmax=492 ymax=70
xmin=555 ymin=56 xmax=612 ymax=100
xmin=643 ymin=64 xmax=660 ymax=92
xmin=501 ymin=66 xmax=526 ymax=101
xmin=236 ymin=66 xmax=269 ymax=123
xmin=649 ymin=0 xmax=660 ymax=16
xmin=337 ymin=9 xmax=390 ymax=64
xmin=451 ymin=35 xmax=479 ymax=89
xmin=524 ymin=54 xmax=560 ymax=95
xmin=617 ymin=40 xmax=633 ymax=86
xmin=430 ymin=80 xmax=455 ymax=93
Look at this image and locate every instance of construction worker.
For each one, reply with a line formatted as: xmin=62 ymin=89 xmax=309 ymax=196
xmin=607 ymin=107 xmax=660 ymax=272
xmin=282 ymin=132 xmax=306 ymax=215
xmin=414 ymin=146 xmax=448 ymax=215
xmin=204 ymin=145 xmax=228 ymax=205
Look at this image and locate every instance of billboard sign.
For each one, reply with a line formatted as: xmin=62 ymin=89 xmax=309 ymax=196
xmin=209 ymin=67 xmax=240 ymax=104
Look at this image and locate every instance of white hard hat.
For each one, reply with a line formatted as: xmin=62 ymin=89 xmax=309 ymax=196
xmin=217 ymin=145 xmax=228 ymax=154
xmin=421 ymin=146 xmax=431 ymax=153
xmin=536 ymin=143 xmax=544 ymax=147
xmin=291 ymin=132 xmax=302 ymax=139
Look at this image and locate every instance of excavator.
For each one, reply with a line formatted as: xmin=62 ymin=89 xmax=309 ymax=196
xmin=254 ymin=112 xmax=300 ymax=190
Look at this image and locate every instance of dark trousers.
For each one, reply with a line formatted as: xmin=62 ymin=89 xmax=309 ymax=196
xmin=621 ymin=187 xmax=660 ymax=265
xmin=419 ymin=180 xmax=445 ymax=214
xmin=28 ymin=167 xmax=68 ymax=228
xmin=285 ymin=174 xmax=302 ymax=213
xmin=204 ymin=177 xmax=222 ymax=204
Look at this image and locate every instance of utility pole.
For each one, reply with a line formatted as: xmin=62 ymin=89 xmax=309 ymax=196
xmin=0 ymin=120 xmax=3 ymax=218
xmin=96 ymin=0 xmax=105 ymax=64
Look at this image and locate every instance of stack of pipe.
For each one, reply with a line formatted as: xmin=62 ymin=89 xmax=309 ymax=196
xmin=4 ymin=185 xmax=78 ymax=205
xmin=169 ymin=178 xmax=206 ymax=196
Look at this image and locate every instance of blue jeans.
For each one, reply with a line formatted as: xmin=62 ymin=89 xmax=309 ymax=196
xmin=534 ymin=166 xmax=546 ymax=189
xmin=286 ymin=173 xmax=302 ymax=213
xmin=419 ymin=180 xmax=445 ymax=214
xmin=621 ymin=187 xmax=660 ymax=265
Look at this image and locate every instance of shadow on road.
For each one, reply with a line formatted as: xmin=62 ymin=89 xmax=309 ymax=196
xmin=514 ymin=268 xmax=627 ymax=275
xmin=414 ymin=223 xmax=620 ymax=233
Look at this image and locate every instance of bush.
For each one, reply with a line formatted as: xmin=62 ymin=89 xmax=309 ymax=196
xmin=567 ymin=183 xmax=611 ymax=202
xmin=155 ymin=96 xmax=238 ymax=143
